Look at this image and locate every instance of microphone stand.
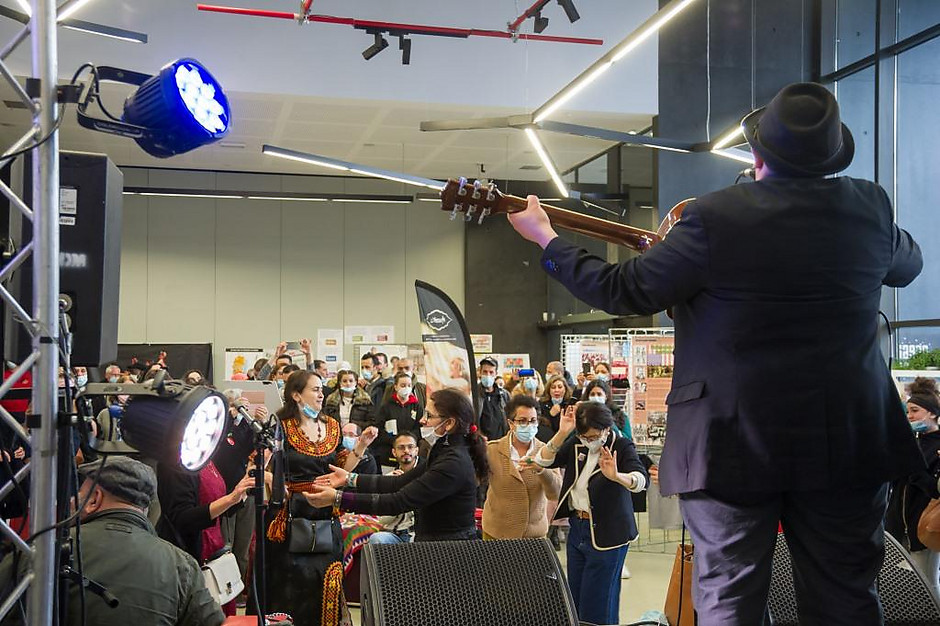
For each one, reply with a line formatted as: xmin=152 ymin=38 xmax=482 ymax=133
xmin=235 ymin=406 xmax=276 ymax=626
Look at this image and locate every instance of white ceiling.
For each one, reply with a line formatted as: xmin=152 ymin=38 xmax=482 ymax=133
xmin=0 ymin=0 xmax=660 ymax=183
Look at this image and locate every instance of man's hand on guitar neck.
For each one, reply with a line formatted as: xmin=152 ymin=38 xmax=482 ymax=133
xmin=508 ymin=195 xmax=559 ymax=250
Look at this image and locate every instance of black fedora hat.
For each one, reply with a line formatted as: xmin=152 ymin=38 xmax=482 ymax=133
xmin=741 ymin=82 xmax=854 ymax=177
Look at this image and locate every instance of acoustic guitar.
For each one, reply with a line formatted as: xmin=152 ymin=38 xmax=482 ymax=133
xmin=439 ymin=177 xmax=691 ymax=252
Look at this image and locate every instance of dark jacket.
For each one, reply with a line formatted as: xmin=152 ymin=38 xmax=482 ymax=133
xmin=480 ymin=385 xmax=510 ymax=440
xmin=540 ymin=176 xmax=924 ymax=495
xmin=886 ymin=429 xmax=940 ymax=552
xmin=547 ymin=430 xmax=646 ymax=549
xmin=538 ymin=398 xmax=575 ymax=437
xmin=322 ymin=387 xmax=374 ymax=429
xmin=371 ymin=394 xmax=424 ymax=467
xmin=0 ymin=509 xmax=224 ymax=626
xmin=213 ymin=415 xmax=255 ymax=492
xmin=156 ymin=464 xmax=215 ymax=562
xmin=348 ymin=433 xmax=478 ymax=540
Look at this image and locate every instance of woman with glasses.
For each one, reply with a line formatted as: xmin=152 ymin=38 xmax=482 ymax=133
xmin=304 ymin=388 xmax=487 ymax=542
xmin=482 ymin=395 xmax=561 ymax=540
xmin=522 ymin=401 xmax=648 ymax=626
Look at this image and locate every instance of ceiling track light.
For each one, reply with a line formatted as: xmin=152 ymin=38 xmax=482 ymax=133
xmin=362 ymin=31 xmax=389 ymax=60
xmin=399 ymin=35 xmax=412 ymax=65
xmin=534 ymin=11 xmax=549 ymax=34
xmin=556 ymin=0 xmax=580 ymax=23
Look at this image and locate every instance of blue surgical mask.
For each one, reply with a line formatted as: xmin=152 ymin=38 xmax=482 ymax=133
xmin=480 ymin=375 xmax=495 ymax=388
xmin=108 ymin=376 xmax=119 ymax=384
xmin=596 ymin=373 xmax=610 ymax=382
xmin=514 ymin=424 xmax=538 ymax=443
xmin=76 ymin=374 xmax=88 ymax=388
xmin=361 ymin=369 xmax=374 ymax=381
xmin=589 ymin=394 xmax=606 ymax=404
xmin=912 ymin=420 xmax=930 ymax=434
xmin=340 ymin=385 xmax=356 ymax=394
xmin=301 ymin=404 xmax=320 ymax=420
xmin=342 ymin=436 xmax=358 ymax=451
xmin=523 ymin=378 xmax=538 ymax=391
xmin=551 ymin=397 xmax=563 ymax=405
xmin=276 ymin=379 xmax=285 ymax=389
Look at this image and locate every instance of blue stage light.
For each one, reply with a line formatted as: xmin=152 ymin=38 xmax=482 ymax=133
xmin=122 ymin=58 xmax=231 ymax=157
xmin=77 ymin=58 xmax=231 ymax=158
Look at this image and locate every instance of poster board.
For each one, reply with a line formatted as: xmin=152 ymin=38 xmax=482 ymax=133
xmin=627 ymin=331 xmax=674 ymax=447
xmin=316 ymin=329 xmax=344 ymax=376
xmin=223 ymin=348 xmax=264 ymax=381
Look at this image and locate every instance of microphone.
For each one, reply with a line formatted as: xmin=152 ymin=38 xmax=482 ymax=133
xmin=234 ymin=402 xmax=268 ymax=436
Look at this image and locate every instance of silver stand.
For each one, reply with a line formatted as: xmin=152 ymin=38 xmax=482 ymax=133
xmin=0 ymin=1 xmax=66 ymax=624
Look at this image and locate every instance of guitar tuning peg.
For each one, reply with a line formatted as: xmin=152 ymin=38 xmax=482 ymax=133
xmin=477 ymin=207 xmax=491 ymax=225
xmin=472 ymin=188 xmax=482 ymax=200
xmin=465 ymin=205 xmax=476 ymax=221
xmin=457 ymin=176 xmax=468 ymax=197
xmin=486 ymin=182 xmax=496 ymax=201
xmin=449 ymin=207 xmax=459 ymax=221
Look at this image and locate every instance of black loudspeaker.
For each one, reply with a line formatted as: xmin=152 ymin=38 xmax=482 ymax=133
xmin=768 ymin=531 xmax=940 ymax=625
xmin=4 ymin=151 xmax=122 ymax=366
xmin=360 ymin=539 xmax=578 ymax=626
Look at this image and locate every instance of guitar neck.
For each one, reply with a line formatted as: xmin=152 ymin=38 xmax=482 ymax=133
xmin=500 ymin=194 xmax=660 ymax=251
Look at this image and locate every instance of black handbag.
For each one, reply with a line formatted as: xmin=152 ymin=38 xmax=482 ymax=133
xmin=287 ymin=495 xmax=335 ymax=554
xmin=288 ymin=518 xmax=334 ymax=554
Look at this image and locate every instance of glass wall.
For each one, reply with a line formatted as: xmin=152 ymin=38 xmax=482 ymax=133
xmin=821 ymin=1 xmax=940 ymax=356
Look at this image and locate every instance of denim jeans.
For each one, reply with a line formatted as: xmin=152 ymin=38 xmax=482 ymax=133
xmin=368 ymin=529 xmax=412 ymax=545
xmin=566 ymin=516 xmax=628 ymax=625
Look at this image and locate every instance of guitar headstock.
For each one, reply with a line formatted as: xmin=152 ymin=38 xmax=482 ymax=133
xmin=439 ymin=177 xmax=510 ymax=224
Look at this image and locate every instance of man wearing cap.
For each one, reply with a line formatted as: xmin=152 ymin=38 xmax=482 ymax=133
xmin=507 ymin=82 xmax=924 ymax=624
xmin=0 ymin=456 xmax=224 ymax=626
xmin=478 ymin=357 xmax=510 ymax=441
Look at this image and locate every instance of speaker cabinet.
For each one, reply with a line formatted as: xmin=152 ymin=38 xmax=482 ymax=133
xmin=360 ymin=538 xmax=578 ymax=626
xmin=768 ymin=531 xmax=940 ymax=625
xmin=4 ymin=151 xmax=122 ymax=366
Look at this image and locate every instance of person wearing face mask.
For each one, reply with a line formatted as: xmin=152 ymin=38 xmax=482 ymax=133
xmin=482 ymin=395 xmax=561 ymax=540
xmin=305 ymin=389 xmax=487 ymax=543
xmin=103 ymin=363 xmax=122 ymax=383
xmin=539 ymin=375 xmax=575 ymax=439
xmin=262 ymin=370 xmax=361 ymax=626
xmin=582 ymin=379 xmax=632 ymax=440
xmin=381 ymin=358 xmax=427 ymax=407
xmin=524 ymin=401 xmax=647 ymax=626
xmin=886 ymin=377 xmax=940 ymax=594
xmin=371 ymin=372 xmax=424 ymax=468
xmin=322 ymin=369 xmax=374 ymax=429
xmin=341 ymin=422 xmax=380 ymax=475
xmin=512 ymin=369 xmax=545 ymax=400
xmin=479 ymin=357 xmax=510 ymax=441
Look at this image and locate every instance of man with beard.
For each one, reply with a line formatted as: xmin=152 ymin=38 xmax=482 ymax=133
xmin=367 ymin=432 xmax=422 ymax=544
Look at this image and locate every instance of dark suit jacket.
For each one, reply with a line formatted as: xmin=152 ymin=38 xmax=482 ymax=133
xmin=541 ymin=176 xmax=924 ymax=495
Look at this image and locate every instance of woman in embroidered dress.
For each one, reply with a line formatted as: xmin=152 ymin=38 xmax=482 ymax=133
xmin=264 ymin=370 xmax=370 ymax=626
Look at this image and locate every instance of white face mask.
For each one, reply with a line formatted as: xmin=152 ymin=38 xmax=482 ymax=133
xmin=421 ymin=421 xmax=448 ymax=446
xmin=579 ymin=431 xmax=608 ymax=453
xmin=397 ymin=386 xmax=413 ymax=400
xmin=589 ymin=394 xmax=606 ymax=404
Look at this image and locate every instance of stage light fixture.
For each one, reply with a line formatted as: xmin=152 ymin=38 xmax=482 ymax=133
xmin=399 ymin=36 xmax=412 ymax=65
xmin=557 ymin=0 xmax=580 ymax=23
xmin=76 ymin=58 xmax=231 ymax=158
xmin=363 ymin=32 xmax=389 ymax=60
xmin=534 ymin=11 xmax=549 ymax=34
xmin=83 ymin=379 xmax=228 ymax=471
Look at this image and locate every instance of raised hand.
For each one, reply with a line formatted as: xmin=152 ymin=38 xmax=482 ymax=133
xmin=559 ymin=405 xmax=576 ymax=434
xmin=253 ymin=404 xmax=269 ymax=421
xmin=314 ymin=464 xmax=348 ymax=489
xmin=599 ymin=447 xmax=619 ymax=482
xmin=360 ymin=426 xmax=379 ymax=446
xmin=300 ymin=338 xmax=312 ymax=355
xmin=275 ymin=342 xmax=287 ymax=357
xmin=302 ymin=485 xmax=336 ymax=508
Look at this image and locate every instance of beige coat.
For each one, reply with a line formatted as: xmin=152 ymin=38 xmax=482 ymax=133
xmin=482 ymin=434 xmax=562 ymax=539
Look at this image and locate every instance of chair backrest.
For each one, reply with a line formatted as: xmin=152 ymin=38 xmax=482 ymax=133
xmin=768 ymin=531 xmax=940 ymax=625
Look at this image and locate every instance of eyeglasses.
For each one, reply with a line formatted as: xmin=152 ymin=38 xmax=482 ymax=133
xmin=579 ymin=430 xmax=608 ymax=443
xmin=394 ymin=444 xmax=418 ymax=451
xmin=512 ymin=418 xmax=539 ymax=426
xmin=425 ymin=411 xmax=446 ymax=422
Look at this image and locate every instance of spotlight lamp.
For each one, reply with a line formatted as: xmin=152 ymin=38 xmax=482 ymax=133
xmin=363 ymin=32 xmax=389 ymax=60
xmin=76 ymin=57 xmax=231 ymax=158
xmin=557 ymin=0 xmax=580 ymax=23
xmin=82 ymin=379 xmax=229 ymax=471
